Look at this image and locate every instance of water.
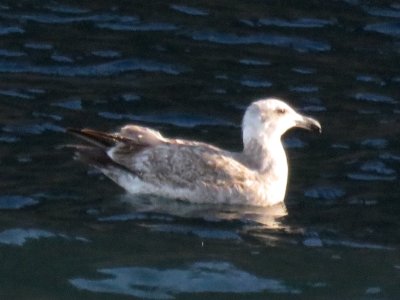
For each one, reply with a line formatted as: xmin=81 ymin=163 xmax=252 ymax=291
xmin=1 ymin=0 xmax=399 ymax=299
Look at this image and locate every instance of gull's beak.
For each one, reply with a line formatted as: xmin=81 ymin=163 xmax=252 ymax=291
xmin=295 ymin=115 xmax=322 ymax=133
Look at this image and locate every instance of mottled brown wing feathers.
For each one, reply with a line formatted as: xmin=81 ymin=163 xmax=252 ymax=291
xmin=67 ymin=126 xmax=166 ymax=149
xmin=67 ymin=126 xmax=168 ymax=172
xmin=111 ymin=143 xmax=253 ymax=188
xmin=68 ymin=126 xmax=252 ymax=190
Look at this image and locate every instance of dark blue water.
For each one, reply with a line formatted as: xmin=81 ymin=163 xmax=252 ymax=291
xmin=1 ymin=1 xmax=399 ymax=299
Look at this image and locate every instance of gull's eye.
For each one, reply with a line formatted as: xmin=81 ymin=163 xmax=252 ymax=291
xmin=276 ymin=108 xmax=286 ymax=115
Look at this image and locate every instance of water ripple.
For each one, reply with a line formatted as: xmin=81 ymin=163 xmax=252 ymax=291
xmin=360 ymin=160 xmax=396 ymax=175
xmin=170 ymin=4 xmax=208 ymax=16
xmin=51 ymin=54 xmax=74 ymax=63
xmin=0 ymin=229 xmax=55 ymax=246
xmin=120 ymin=93 xmax=140 ymax=102
xmin=0 ymin=228 xmax=89 ymax=246
xmin=365 ymin=287 xmax=381 ymax=295
xmin=187 ymin=30 xmax=331 ymax=52
xmin=292 ymin=67 xmax=316 ymax=74
xmin=347 ymin=173 xmax=396 ymax=181
xmin=380 ymin=152 xmax=400 ymax=162
xmin=240 ymin=77 xmax=272 ymax=88
xmin=303 ymin=231 xmax=394 ymax=250
xmin=32 ymin=112 xmax=62 ymax=121
xmin=0 ymin=89 xmax=35 ymax=99
xmin=24 ymin=42 xmax=53 ymax=50
xmin=3 ymin=122 xmax=64 ymax=135
xmin=361 ymin=138 xmax=388 ymax=149
xmin=98 ymin=212 xmax=174 ymax=222
xmin=244 ymin=17 xmax=335 ymax=28
xmin=0 ymin=25 xmax=24 ymax=35
xmin=147 ymin=224 xmax=241 ymax=240
xmin=289 ymin=85 xmax=319 ymax=93
xmin=91 ymin=50 xmax=121 ymax=58
xmin=70 ymin=262 xmax=300 ymax=298
xmin=0 ymin=58 xmax=188 ymax=76
xmin=353 ymin=92 xmax=396 ymax=104
xmin=0 ymin=135 xmax=20 ymax=143
xmin=0 ymin=49 xmax=26 ymax=57
xmin=97 ymin=21 xmax=178 ymax=32
xmin=1 ymin=12 xmax=138 ymax=25
xmin=98 ymin=112 xmax=232 ymax=128
xmin=363 ymin=6 xmax=400 ymax=18
xmin=239 ymin=58 xmax=271 ymax=66
xmin=356 ymin=74 xmax=385 ymax=85
xmin=301 ymin=105 xmax=327 ymax=112
xmin=365 ymin=22 xmax=400 ymax=37
xmin=304 ymin=186 xmax=346 ymax=201
xmin=53 ymin=97 xmax=82 ymax=110
xmin=44 ymin=4 xmax=90 ymax=14
xmin=323 ymin=239 xmax=394 ymax=250
xmin=0 ymin=195 xmax=39 ymax=210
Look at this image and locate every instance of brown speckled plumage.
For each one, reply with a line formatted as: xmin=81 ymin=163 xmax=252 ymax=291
xmin=68 ymin=98 xmax=321 ymax=206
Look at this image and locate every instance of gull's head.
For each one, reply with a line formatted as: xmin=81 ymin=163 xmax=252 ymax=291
xmin=242 ymin=98 xmax=321 ymax=145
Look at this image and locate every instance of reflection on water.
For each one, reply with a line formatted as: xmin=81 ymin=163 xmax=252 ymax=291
xmin=0 ymin=228 xmax=88 ymax=246
xmin=70 ymin=261 xmax=299 ymax=299
xmin=118 ymin=194 xmax=288 ymax=227
xmin=1 ymin=0 xmax=400 ymax=299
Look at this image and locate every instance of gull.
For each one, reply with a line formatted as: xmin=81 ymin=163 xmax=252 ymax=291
xmin=68 ymin=98 xmax=321 ymax=206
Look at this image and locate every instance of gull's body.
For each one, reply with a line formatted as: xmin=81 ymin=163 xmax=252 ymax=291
xmin=68 ymin=98 xmax=321 ymax=206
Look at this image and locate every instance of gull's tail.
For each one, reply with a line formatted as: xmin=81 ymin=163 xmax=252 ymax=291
xmin=66 ymin=128 xmax=131 ymax=173
xmin=67 ymin=127 xmax=147 ymax=189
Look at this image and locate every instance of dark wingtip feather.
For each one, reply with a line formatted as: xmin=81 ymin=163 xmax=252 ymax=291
xmin=66 ymin=128 xmax=117 ymax=148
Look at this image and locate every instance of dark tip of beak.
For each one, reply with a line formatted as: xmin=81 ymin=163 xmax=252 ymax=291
xmin=310 ymin=122 xmax=322 ymax=134
xmin=296 ymin=116 xmax=322 ymax=134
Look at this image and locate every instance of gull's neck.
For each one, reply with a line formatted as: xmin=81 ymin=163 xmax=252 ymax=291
xmin=243 ymin=134 xmax=287 ymax=172
xmin=242 ymin=131 xmax=288 ymax=205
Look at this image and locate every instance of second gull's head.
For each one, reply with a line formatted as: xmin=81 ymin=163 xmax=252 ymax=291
xmin=242 ymin=98 xmax=321 ymax=145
